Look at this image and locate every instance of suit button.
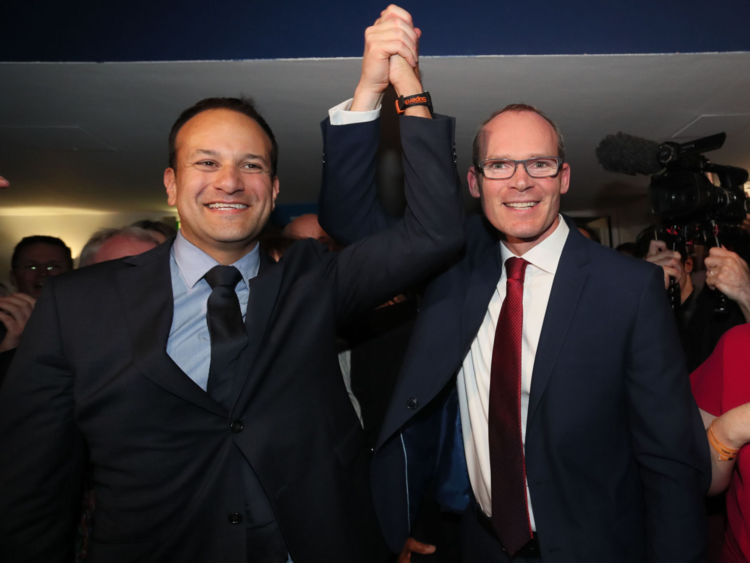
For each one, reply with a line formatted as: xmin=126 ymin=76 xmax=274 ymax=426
xmin=230 ymin=420 xmax=244 ymax=433
xmin=406 ymin=397 xmax=419 ymax=410
xmin=228 ymin=512 xmax=243 ymax=525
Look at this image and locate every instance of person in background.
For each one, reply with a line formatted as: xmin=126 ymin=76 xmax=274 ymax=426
xmin=0 ymin=236 xmax=73 ymax=382
xmin=130 ymin=219 xmax=177 ymax=244
xmin=282 ymin=213 xmax=339 ymax=251
xmin=691 ymin=323 xmax=750 ymax=563
xmin=78 ymin=226 xmax=159 ymax=267
xmin=8 ymin=235 xmax=73 ymax=299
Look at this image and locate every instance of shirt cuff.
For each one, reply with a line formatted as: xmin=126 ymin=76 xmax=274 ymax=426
xmin=328 ymin=98 xmax=381 ymax=126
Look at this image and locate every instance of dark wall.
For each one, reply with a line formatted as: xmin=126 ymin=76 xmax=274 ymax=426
xmin=2 ymin=0 xmax=750 ymax=62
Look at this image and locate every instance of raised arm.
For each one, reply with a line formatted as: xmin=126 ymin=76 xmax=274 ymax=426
xmin=319 ymin=4 xmax=433 ymax=244
xmin=321 ymin=5 xmax=463 ymax=321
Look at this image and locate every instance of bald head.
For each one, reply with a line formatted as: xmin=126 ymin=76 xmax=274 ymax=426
xmin=282 ymin=214 xmax=338 ymax=250
xmin=79 ymin=227 xmax=159 ymax=267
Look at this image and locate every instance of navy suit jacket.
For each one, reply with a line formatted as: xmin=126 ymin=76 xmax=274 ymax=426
xmin=0 ymin=115 xmax=463 ymax=563
xmin=320 ymin=122 xmax=711 ymax=562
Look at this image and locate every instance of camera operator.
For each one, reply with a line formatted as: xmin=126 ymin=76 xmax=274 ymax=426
xmin=639 ymin=226 xmax=750 ymax=371
xmin=683 ymin=220 xmax=750 ymax=371
xmin=645 ymin=238 xmax=695 ymax=309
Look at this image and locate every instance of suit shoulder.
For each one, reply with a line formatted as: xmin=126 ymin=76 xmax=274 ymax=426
xmin=46 ymin=244 xmax=169 ymax=297
xmin=585 ymin=237 xmax=659 ymax=280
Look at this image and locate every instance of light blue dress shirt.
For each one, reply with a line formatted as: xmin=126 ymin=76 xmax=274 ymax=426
xmin=166 ymin=232 xmax=260 ymax=390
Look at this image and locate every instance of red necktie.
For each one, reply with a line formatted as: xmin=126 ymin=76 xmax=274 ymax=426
xmin=489 ymin=256 xmax=532 ymax=555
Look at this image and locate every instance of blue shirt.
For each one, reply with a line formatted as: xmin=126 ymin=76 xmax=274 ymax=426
xmin=166 ymin=232 xmax=260 ymax=390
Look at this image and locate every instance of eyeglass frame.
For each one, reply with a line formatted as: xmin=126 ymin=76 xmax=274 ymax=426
xmin=475 ymin=156 xmax=565 ymax=180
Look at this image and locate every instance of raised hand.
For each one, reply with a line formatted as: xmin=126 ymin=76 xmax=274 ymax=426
xmin=704 ymin=246 xmax=750 ymax=320
xmin=352 ymin=4 xmax=422 ymax=111
xmin=0 ymin=293 xmax=36 ymax=352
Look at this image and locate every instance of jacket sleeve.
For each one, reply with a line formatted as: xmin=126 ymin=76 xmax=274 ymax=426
xmin=0 ymin=281 xmax=85 ymax=562
xmin=626 ymin=266 xmax=711 ymax=562
xmin=320 ymin=114 xmax=464 ymax=323
xmin=319 ymin=115 xmax=458 ymax=246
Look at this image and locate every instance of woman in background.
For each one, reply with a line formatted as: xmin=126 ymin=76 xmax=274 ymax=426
xmin=691 ymin=322 xmax=750 ymax=563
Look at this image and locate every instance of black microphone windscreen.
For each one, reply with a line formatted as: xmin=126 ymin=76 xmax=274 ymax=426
xmin=595 ymin=132 xmax=663 ymax=175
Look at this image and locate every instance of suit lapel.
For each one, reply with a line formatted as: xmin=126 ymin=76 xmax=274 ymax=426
xmin=460 ymin=230 xmax=503 ymax=349
xmin=527 ymin=230 xmax=589 ymax=425
xmin=233 ymin=251 xmax=283 ymax=407
xmin=118 ymin=243 xmax=222 ymax=415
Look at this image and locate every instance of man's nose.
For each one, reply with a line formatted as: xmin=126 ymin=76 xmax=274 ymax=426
xmin=215 ymin=166 xmax=243 ymax=193
xmin=510 ymin=162 xmax=532 ymax=190
xmin=36 ymin=268 xmax=52 ymax=280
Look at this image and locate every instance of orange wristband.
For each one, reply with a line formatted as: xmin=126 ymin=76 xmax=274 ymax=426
xmin=708 ymin=422 xmax=739 ymax=461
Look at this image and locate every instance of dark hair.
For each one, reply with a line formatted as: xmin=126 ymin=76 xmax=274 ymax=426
xmin=11 ymin=235 xmax=73 ymax=270
xmin=472 ymin=103 xmax=566 ymax=168
xmin=167 ymin=97 xmax=278 ymax=176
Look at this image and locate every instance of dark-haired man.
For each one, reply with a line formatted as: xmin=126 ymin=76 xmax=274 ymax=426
xmin=322 ymin=90 xmax=710 ymax=561
xmin=0 ymin=12 xmax=462 ymax=562
xmin=8 ymin=235 xmax=73 ymax=299
xmin=0 ymin=235 xmax=73 ymax=369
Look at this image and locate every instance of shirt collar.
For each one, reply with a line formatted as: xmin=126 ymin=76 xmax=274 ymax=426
xmin=172 ymin=231 xmax=260 ymax=289
xmin=499 ymin=214 xmax=569 ymax=275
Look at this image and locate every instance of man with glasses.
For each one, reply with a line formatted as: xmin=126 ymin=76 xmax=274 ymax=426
xmin=7 ymin=235 xmax=73 ymax=299
xmin=322 ymin=99 xmax=710 ymax=561
xmin=0 ymin=236 xmax=73 ymax=376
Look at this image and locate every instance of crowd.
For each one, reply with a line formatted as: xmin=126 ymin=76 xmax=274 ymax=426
xmin=0 ymin=4 xmax=748 ymax=563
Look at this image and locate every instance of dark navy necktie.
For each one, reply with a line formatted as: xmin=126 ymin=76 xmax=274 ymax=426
xmin=205 ymin=265 xmax=247 ymax=410
xmin=489 ymin=256 xmax=533 ymax=555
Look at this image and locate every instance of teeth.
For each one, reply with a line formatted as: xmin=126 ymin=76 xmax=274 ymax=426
xmin=506 ymin=202 xmax=536 ymax=208
xmin=207 ymin=203 xmax=247 ymax=209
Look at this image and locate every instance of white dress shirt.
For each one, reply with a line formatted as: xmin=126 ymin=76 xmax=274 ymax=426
xmin=457 ymin=217 xmax=569 ymax=529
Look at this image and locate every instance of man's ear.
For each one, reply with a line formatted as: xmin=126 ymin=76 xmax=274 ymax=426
xmin=271 ymin=177 xmax=280 ymax=210
xmin=164 ymin=168 xmax=177 ymax=206
xmin=685 ymin=256 xmax=694 ymax=274
xmin=559 ymin=162 xmax=571 ymax=195
xmin=467 ymin=167 xmax=482 ymax=199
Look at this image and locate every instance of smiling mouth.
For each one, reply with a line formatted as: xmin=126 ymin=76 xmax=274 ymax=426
xmin=505 ymin=202 xmax=537 ymax=209
xmin=206 ymin=203 xmax=248 ymax=210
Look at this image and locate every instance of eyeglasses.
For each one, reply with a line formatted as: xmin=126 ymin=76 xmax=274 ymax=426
xmin=477 ymin=157 xmax=563 ymax=180
xmin=21 ymin=262 xmax=65 ymax=272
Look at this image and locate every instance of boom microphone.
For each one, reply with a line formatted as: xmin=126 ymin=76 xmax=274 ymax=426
xmin=596 ymin=131 xmax=728 ymax=177
xmin=595 ymin=132 xmax=663 ymax=175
